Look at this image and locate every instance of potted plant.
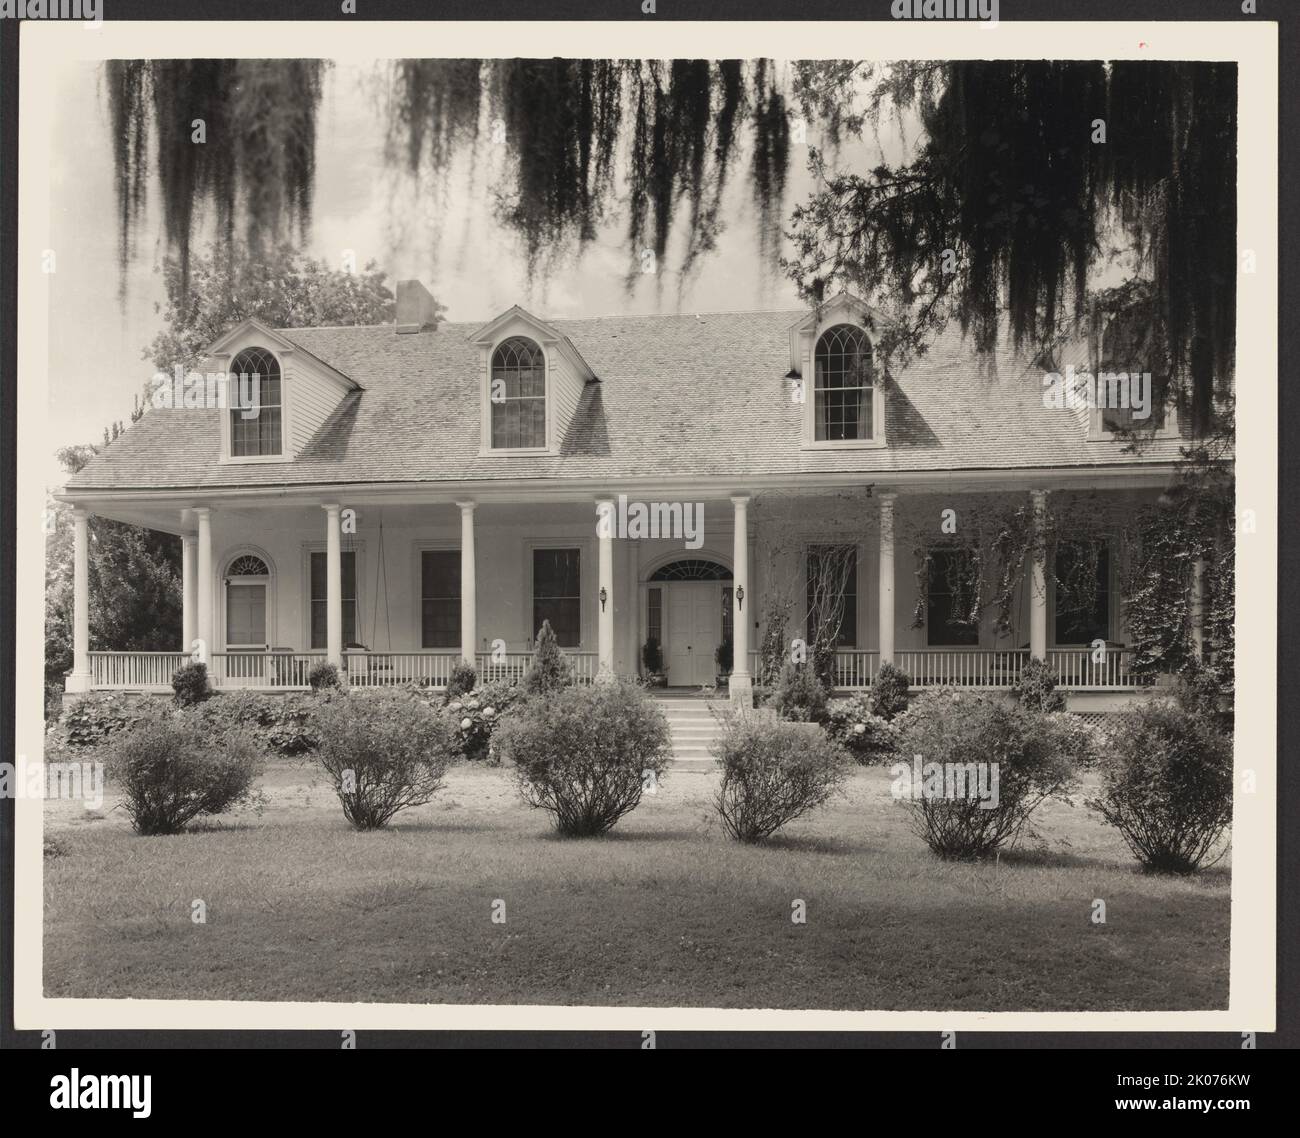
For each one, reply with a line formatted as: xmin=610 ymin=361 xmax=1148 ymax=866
xmin=642 ymin=638 xmax=667 ymax=687
xmin=715 ymin=638 xmax=734 ymax=687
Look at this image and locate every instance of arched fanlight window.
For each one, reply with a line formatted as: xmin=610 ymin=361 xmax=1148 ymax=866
xmin=648 ymin=559 xmax=733 ymax=581
xmin=814 ymin=325 xmax=874 ymax=442
xmin=229 ymin=347 xmax=283 ymax=457
xmin=490 ymin=337 xmax=546 ymax=449
xmin=227 ymin=554 xmax=270 ymax=578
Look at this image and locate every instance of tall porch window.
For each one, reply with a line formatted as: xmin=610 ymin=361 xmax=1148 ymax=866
xmin=806 ymin=544 xmax=857 ymax=648
xmin=926 ymin=549 xmax=980 ymax=646
xmin=310 ymin=551 xmax=357 ymax=648
xmin=533 ymin=547 xmax=581 ymax=647
xmin=421 ymin=549 xmax=461 ymax=649
xmin=1054 ymin=542 xmax=1111 ymax=644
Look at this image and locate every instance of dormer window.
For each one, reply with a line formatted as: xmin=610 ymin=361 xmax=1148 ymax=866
xmin=814 ymin=325 xmax=876 ymax=443
xmin=490 ymin=336 xmax=547 ymax=450
xmin=229 ymin=347 xmax=283 ymax=457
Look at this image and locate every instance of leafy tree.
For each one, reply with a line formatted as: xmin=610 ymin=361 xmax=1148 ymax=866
xmin=145 ymin=242 xmax=401 ymax=373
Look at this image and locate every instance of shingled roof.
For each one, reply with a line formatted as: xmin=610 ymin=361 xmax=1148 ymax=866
xmin=64 ymin=308 xmax=1191 ymax=492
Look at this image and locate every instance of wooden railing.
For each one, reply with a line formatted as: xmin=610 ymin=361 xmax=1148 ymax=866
xmin=896 ymin=649 xmax=1031 ymax=689
xmin=90 ymin=652 xmax=191 ymax=689
xmin=87 ymin=648 xmax=1150 ymax=692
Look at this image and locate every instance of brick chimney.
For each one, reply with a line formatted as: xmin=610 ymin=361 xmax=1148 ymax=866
xmin=395 ymin=280 xmax=440 ymax=334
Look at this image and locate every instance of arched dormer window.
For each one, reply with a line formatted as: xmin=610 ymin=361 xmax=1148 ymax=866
xmin=229 ymin=347 xmax=284 ymax=457
xmin=814 ymin=324 xmax=874 ymax=442
xmin=490 ymin=337 xmax=546 ymax=450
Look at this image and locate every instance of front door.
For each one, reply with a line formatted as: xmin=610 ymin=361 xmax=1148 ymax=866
xmin=225 ymin=583 xmax=267 ymax=683
xmin=665 ymin=582 xmax=720 ymax=686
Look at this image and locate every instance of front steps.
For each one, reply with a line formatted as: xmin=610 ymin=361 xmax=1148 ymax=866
xmin=652 ymin=692 xmax=727 ymax=771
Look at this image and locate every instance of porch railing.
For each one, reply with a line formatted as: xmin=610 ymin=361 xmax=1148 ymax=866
xmin=89 ymin=651 xmax=191 ymax=689
xmin=86 ymin=647 xmax=1151 ymax=692
xmin=475 ymin=650 xmax=599 ymax=685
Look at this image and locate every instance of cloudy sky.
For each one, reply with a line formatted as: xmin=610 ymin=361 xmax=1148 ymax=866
xmin=45 ymin=60 xmax=895 ymax=491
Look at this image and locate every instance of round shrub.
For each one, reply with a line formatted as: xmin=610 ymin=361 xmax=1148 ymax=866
xmin=1086 ymin=700 xmax=1231 ymax=874
xmin=308 ymin=661 xmax=342 ymax=692
xmin=824 ymin=694 xmax=898 ymax=763
xmin=313 ymin=691 xmax=459 ymax=830
xmin=106 ymin=708 xmax=263 ymax=835
xmin=890 ymin=689 xmax=1084 ymax=860
xmin=446 ymin=680 xmax=520 ymax=763
xmin=494 ymin=680 xmax=671 ymax=836
xmin=769 ymin=662 xmax=829 ymax=723
xmin=868 ymin=662 xmax=911 ymax=721
xmin=194 ymin=691 xmax=319 ymax=756
xmin=713 ymin=715 xmax=850 ymax=842
xmin=51 ymin=692 xmax=146 ymax=753
xmin=445 ymin=662 xmax=478 ymax=700
xmin=171 ymin=661 xmax=212 ymax=707
xmin=1014 ymin=657 xmax=1066 ymax=712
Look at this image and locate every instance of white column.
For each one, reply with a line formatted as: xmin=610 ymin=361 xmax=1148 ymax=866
xmin=457 ymin=501 xmax=477 ymax=667
xmin=195 ymin=507 xmax=213 ymax=664
xmin=1030 ymin=490 xmax=1048 ymax=660
xmin=878 ymin=492 xmax=896 ymax=667
xmin=1190 ymin=558 xmax=1206 ymax=661
xmin=323 ymin=503 xmax=343 ymax=669
xmin=596 ymin=498 xmax=615 ymax=680
xmin=730 ymin=495 xmax=752 ymax=704
xmin=181 ymin=533 xmax=197 ymax=653
xmin=66 ymin=508 xmax=92 ymax=692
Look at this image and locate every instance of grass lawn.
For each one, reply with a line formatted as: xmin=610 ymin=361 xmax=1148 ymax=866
xmin=43 ymin=759 xmax=1230 ymax=1011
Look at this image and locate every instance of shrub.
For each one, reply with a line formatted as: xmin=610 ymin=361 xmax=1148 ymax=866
xmin=446 ymin=680 xmax=520 ymax=763
xmin=495 ymin=681 xmax=671 ymax=836
xmin=445 ymin=662 xmax=478 ymax=700
xmin=715 ymin=638 xmax=733 ymax=676
xmin=313 ymin=691 xmax=459 ymax=830
xmin=106 ymin=709 xmax=262 ymax=835
xmin=194 ymin=691 xmax=319 ymax=756
xmin=1174 ymin=658 xmax=1233 ymax=732
xmin=1086 ymin=700 xmax=1232 ymax=874
xmin=1014 ymin=657 xmax=1066 ymax=712
xmin=769 ymin=662 xmax=829 ymax=723
xmin=824 ymin=694 xmax=898 ymax=764
xmin=521 ymin=620 xmax=573 ymax=695
xmin=51 ymin=692 xmax=146 ymax=753
xmin=308 ymin=661 xmax=342 ymax=692
xmin=713 ymin=716 xmax=850 ymax=841
xmin=171 ymin=661 xmax=211 ymax=707
xmin=868 ymin=662 xmax=911 ymax=721
xmin=890 ymin=689 xmax=1083 ymax=860
xmin=642 ymin=638 xmax=664 ymax=675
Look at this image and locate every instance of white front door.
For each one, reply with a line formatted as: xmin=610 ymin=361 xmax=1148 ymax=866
xmin=665 ymin=582 xmax=721 ymax=686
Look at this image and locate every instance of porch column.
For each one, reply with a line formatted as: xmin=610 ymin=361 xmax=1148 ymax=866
xmin=181 ymin=533 xmax=197 ymax=653
xmin=323 ymin=503 xmax=343 ymax=669
xmin=1030 ymin=490 xmax=1048 ymax=660
xmin=877 ymin=492 xmax=896 ymax=667
xmin=596 ymin=498 xmax=614 ymax=681
xmin=66 ymin=508 xmax=91 ymax=692
xmin=457 ymin=501 xmax=477 ymax=667
xmin=730 ymin=494 xmax=753 ymax=704
xmin=1190 ymin=558 xmax=1206 ymax=660
xmin=195 ymin=507 xmax=213 ymax=662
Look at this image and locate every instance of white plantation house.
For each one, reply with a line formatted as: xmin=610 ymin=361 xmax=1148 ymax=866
xmin=58 ymin=284 xmax=1207 ymax=710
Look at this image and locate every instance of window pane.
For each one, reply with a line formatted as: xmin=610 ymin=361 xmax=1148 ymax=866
xmin=421 ymin=550 xmax=461 ymax=648
xmin=310 ymin=551 xmax=357 ymax=649
xmin=491 ymin=337 xmax=547 ymax=449
xmin=926 ymin=550 xmax=980 ymax=646
xmin=647 ymin=587 xmax=662 ymax=644
xmin=806 ymin=545 xmax=857 ymax=648
xmin=533 ymin=548 xmax=580 ymax=646
xmin=814 ymin=325 xmax=873 ymax=442
xmin=1054 ymin=544 xmax=1110 ymax=644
